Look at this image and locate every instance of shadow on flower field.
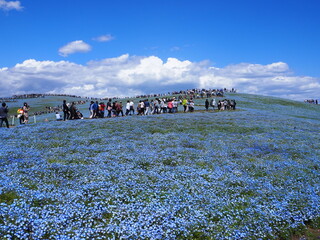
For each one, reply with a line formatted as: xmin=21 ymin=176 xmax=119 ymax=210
xmin=0 ymin=93 xmax=320 ymax=239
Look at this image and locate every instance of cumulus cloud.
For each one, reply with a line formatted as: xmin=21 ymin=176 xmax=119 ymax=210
xmin=0 ymin=55 xmax=319 ymax=100
xmin=93 ymin=34 xmax=114 ymax=42
xmin=0 ymin=0 xmax=23 ymax=11
xmin=58 ymin=40 xmax=92 ymax=57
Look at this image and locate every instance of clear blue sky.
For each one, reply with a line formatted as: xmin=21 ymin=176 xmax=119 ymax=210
xmin=1 ymin=0 xmax=320 ymax=99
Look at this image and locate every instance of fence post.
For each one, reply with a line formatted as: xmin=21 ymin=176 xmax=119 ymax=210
xmin=11 ymin=116 xmax=15 ymax=126
xmin=34 ymin=115 xmax=36 ymax=124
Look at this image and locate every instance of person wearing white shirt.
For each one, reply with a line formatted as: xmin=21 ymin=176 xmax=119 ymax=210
xmin=125 ymin=100 xmax=131 ymax=116
xmin=55 ymin=112 xmax=63 ymax=121
xmin=129 ymin=100 xmax=135 ymax=115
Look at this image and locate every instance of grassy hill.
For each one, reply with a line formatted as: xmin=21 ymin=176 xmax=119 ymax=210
xmin=0 ymin=93 xmax=320 ymax=239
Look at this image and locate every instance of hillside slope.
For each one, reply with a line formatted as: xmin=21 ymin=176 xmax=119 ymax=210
xmin=0 ymin=93 xmax=319 ymax=239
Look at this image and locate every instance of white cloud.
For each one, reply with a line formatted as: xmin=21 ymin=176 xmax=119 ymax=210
xmin=0 ymin=55 xmax=319 ymax=101
xmin=93 ymin=34 xmax=114 ymax=42
xmin=58 ymin=40 xmax=92 ymax=57
xmin=0 ymin=0 xmax=23 ymax=11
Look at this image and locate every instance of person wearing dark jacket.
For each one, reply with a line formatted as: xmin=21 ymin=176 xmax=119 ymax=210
xmin=69 ymin=102 xmax=77 ymax=120
xmin=63 ymin=100 xmax=69 ymax=121
xmin=0 ymin=102 xmax=9 ymax=128
xmin=205 ymin=99 xmax=209 ymax=110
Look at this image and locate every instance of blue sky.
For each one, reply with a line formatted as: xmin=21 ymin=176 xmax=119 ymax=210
xmin=1 ymin=0 xmax=320 ymax=100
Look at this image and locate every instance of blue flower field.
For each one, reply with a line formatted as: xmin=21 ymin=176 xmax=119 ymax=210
xmin=0 ymin=93 xmax=320 ymax=239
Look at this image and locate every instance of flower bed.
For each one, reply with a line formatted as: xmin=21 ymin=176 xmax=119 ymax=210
xmin=0 ymin=96 xmax=319 ymax=239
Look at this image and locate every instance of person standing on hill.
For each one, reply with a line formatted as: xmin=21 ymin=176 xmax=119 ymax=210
xmin=137 ymin=100 xmax=143 ymax=115
xmin=0 ymin=102 xmax=10 ymax=128
xmin=189 ymin=100 xmax=195 ymax=112
xmin=230 ymin=100 xmax=236 ymax=110
xmin=125 ymin=100 xmax=130 ymax=116
xmin=17 ymin=107 xmax=24 ymax=124
xmin=116 ymin=101 xmax=124 ymax=116
xmin=129 ymin=100 xmax=135 ymax=115
xmin=172 ymin=98 xmax=178 ymax=113
xmin=141 ymin=100 xmax=145 ymax=115
xmin=111 ymin=101 xmax=117 ymax=117
xmin=144 ymin=99 xmax=150 ymax=115
xmin=160 ymin=99 xmax=167 ymax=113
xmin=63 ymin=100 xmax=69 ymax=121
xmin=69 ymin=102 xmax=77 ymax=119
xmin=182 ymin=97 xmax=188 ymax=112
xmin=167 ymin=99 xmax=173 ymax=113
xmin=107 ymin=99 xmax=112 ymax=118
xmin=205 ymin=99 xmax=209 ymax=110
xmin=210 ymin=98 xmax=216 ymax=110
xmin=22 ymin=102 xmax=30 ymax=124
xmin=99 ymin=102 xmax=106 ymax=118
xmin=93 ymin=101 xmax=99 ymax=118
xmin=89 ymin=101 xmax=95 ymax=118
xmin=153 ymin=98 xmax=160 ymax=114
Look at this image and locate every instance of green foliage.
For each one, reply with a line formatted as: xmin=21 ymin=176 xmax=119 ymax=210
xmin=0 ymin=190 xmax=20 ymax=204
xmin=162 ymin=158 xmax=178 ymax=167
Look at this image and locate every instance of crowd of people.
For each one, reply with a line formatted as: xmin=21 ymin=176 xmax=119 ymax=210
xmin=11 ymin=93 xmax=85 ymax=99
xmin=60 ymin=100 xmax=84 ymax=121
xmin=0 ymin=102 xmax=31 ymax=127
xmin=304 ymin=99 xmax=318 ymax=104
xmin=81 ymin=96 xmax=237 ymax=120
xmin=0 ymin=88 xmax=239 ymax=127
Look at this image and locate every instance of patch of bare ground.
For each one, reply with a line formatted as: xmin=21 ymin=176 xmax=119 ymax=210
xmin=291 ymin=228 xmax=320 ymax=240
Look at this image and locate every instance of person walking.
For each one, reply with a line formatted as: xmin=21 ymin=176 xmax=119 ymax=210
xmin=153 ymin=99 xmax=160 ymax=114
xmin=125 ymin=100 xmax=130 ymax=116
xmin=182 ymin=98 xmax=188 ymax=112
xmin=116 ymin=101 xmax=124 ymax=116
xmin=129 ymin=100 xmax=135 ymax=115
xmin=99 ymin=102 xmax=106 ymax=118
xmin=189 ymin=100 xmax=195 ymax=112
xmin=144 ymin=99 xmax=150 ymax=115
xmin=137 ymin=100 xmax=143 ymax=115
xmin=93 ymin=101 xmax=99 ymax=118
xmin=0 ymin=102 xmax=9 ymax=128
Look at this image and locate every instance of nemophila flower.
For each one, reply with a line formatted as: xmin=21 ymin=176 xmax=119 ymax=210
xmin=0 ymin=103 xmax=320 ymax=239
